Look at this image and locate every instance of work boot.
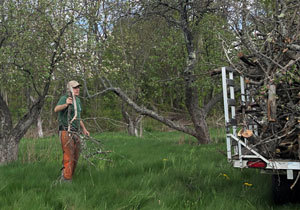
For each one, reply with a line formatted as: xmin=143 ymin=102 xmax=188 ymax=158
xmin=52 ymin=175 xmax=72 ymax=187
xmin=59 ymin=175 xmax=72 ymax=184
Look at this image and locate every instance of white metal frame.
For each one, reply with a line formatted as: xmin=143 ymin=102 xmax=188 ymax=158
xmin=221 ymin=67 xmax=300 ymax=179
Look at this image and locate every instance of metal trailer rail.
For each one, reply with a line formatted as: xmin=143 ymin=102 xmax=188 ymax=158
xmin=221 ymin=67 xmax=300 ymax=180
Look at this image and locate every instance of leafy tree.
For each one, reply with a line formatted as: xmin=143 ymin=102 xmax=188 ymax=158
xmin=101 ymin=17 xmax=187 ymax=135
xmin=95 ymin=0 xmax=231 ymax=143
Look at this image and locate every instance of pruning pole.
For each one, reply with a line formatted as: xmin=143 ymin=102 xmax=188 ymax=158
xmin=67 ymin=84 xmax=78 ymax=134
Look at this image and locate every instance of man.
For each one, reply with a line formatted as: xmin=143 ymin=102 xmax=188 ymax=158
xmin=54 ymin=80 xmax=89 ymax=182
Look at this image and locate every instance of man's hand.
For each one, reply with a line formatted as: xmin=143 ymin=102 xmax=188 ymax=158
xmin=66 ymin=97 xmax=73 ymax=105
xmin=54 ymin=97 xmax=73 ymax=113
xmin=83 ymin=128 xmax=90 ymax=136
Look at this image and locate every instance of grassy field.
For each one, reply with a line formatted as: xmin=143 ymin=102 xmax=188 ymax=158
xmin=1 ymin=130 xmax=300 ymax=210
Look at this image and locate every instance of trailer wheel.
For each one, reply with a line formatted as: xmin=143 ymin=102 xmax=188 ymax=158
xmin=272 ymin=175 xmax=300 ymax=204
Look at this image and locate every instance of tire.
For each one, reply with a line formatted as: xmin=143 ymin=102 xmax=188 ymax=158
xmin=272 ymin=174 xmax=300 ymax=204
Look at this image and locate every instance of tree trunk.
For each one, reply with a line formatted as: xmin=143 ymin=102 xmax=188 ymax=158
xmin=0 ymin=89 xmax=8 ymax=106
xmin=181 ymin=3 xmax=210 ymax=144
xmin=185 ymin=81 xmax=210 ymax=144
xmin=0 ymin=94 xmax=16 ymax=164
xmin=127 ymin=119 xmax=141 ymax=137
xmin=30 ymin=95 xmax=44 ymax=138
xmin=0 ymin=137 xmax=18 ymax=164
xmin=37 ymin=115 xmax=43 ymax=138
xmin=0 ymin=89 xmax=46 ymax=163
xmin=122 ymin=104 xmax=143 ymax=137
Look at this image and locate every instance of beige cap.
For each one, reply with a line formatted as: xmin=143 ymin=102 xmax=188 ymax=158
xmin=67 ymin=80 xmax=81 ymax=88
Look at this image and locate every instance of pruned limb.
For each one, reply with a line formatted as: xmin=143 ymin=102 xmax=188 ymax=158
xmin=267 ymin=84 xmax=277 ymax=122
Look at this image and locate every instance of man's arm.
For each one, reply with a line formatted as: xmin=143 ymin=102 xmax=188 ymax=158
xmin=80 ymin=120 xmax=90 ymax=136
xmin=54 ymin=97 xmax=73 ymax=112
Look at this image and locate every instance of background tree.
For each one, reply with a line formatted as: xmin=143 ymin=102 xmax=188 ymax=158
xmin=92 ymin=0 xmax=230 ymax=144
xmin=100 ymin=16 xmax=187 ymax=136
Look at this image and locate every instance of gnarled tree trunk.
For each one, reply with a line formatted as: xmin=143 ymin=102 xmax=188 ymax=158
xmin=0 ymin=94 xmax=16 ymax=163
xmin=0 ymin=93 xmax=46 ymax=164
xmin=181 ymin=3 xmax=210 ymax=144
xmin=122 ymin=103 xmax=143 ymax=137
xmin=0 ymin=138 xmax=18 ymax=163
xmin=30 ymin=95 xmax=44 ymax=138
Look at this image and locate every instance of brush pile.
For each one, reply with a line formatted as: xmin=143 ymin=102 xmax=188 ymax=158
xmin=235 ymin=52 xmax=300 ymax=159
xmin=230 ymin=0 xmax=300 ymax=160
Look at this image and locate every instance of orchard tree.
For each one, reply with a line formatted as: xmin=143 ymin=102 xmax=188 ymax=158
xmin=100 ymin=17 xmax=187 ymax=136
xmin=93 ymin=0 xmax=229 ymax=144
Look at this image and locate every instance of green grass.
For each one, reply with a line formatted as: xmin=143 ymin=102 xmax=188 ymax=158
xmin=1 ymin=130 xmax=300 ymax=209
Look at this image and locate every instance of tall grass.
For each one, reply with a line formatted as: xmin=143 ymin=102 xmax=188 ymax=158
xmin=1 ymin=130 xmax=300 ymax=209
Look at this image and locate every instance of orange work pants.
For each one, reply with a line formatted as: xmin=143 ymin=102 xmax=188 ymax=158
xmin=60 ymin=131 xmax=81 ymax=180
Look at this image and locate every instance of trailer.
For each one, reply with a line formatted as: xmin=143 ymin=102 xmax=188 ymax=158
xmin=222 ymin=66 xmax=300 ymax=203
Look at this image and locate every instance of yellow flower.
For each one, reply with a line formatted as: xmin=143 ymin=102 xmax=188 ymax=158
xmin=244 ymin=182 xmax=253 ymax=187
xmin=223 ymin=173 xmax=230 ymax=179
xmin=219 ymin=173 xmax=230 ymax=179
xmin=163 ymin=158 xmax=168 ymax=161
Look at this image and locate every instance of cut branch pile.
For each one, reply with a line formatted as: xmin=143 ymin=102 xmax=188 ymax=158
xmin=228 ymin=1 xmax=300 ymax=160
xmin=237 ymin=67 xmax=300 ymax=159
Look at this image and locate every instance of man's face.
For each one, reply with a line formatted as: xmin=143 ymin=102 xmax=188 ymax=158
xmin=73 ymin=86 xmax=80 ymax=96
